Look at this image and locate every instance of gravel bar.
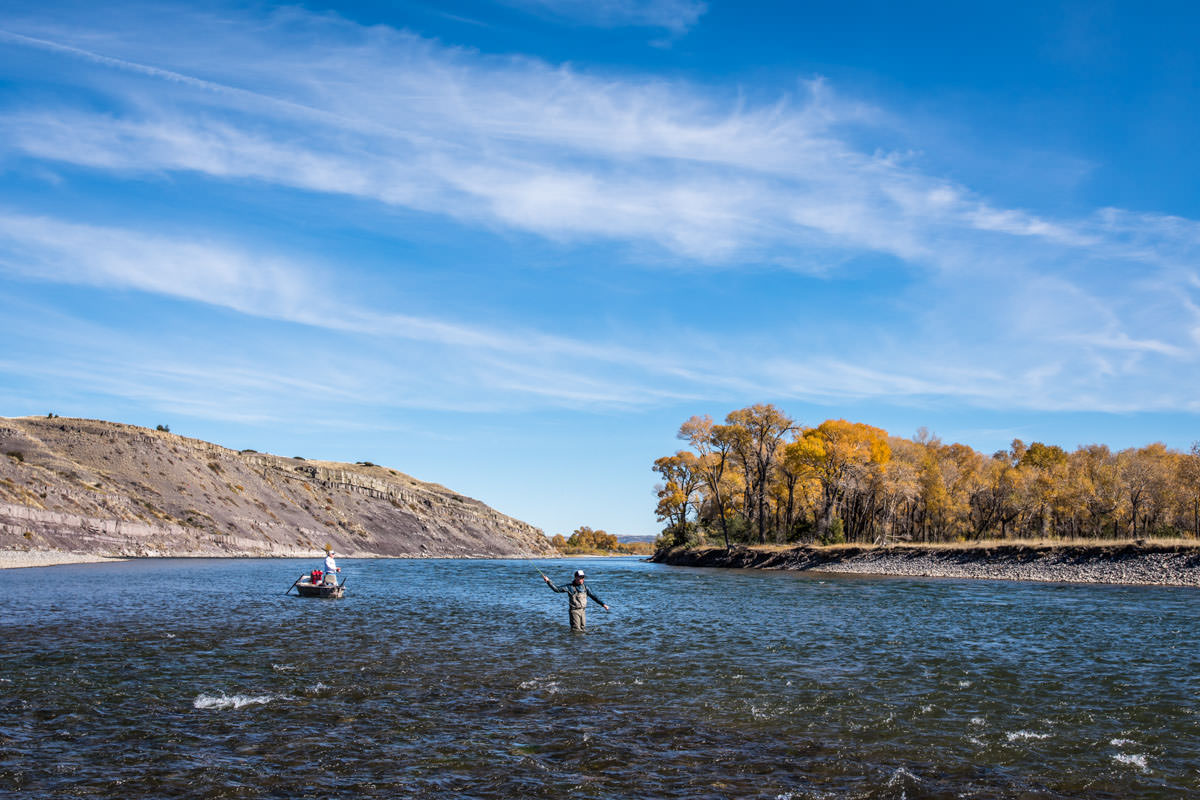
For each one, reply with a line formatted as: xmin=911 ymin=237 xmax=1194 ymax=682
xmin=0 ymin=550 xmax=128 ymax=569
xmin=654 ymin=543 xmax=1200 ymax=587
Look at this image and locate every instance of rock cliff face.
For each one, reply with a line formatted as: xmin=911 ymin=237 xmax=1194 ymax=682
xmin=0 ymin=417 xmax=553 ymax=558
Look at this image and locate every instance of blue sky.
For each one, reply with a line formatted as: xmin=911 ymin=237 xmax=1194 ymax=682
xmin=2 ymin=1 xmax=1199 ymax=537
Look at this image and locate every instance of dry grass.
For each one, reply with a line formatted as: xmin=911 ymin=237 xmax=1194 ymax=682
xmin=727 ymin=536 xmax=1200 ymax=553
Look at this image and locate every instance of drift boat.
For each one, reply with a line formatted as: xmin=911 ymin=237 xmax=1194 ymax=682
xmin=287 ymin=571 xmax=346 ymax=598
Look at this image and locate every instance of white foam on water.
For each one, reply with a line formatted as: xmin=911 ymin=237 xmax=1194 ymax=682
xmin=958 ymin=680 xmax=972 ymax=688
xmin=966 ymin=735 xmax=985 ymax=747
xmin=518 ymin=679 xmax=560 ymax=694
xmin=1111 ymin=738 xmax=1137 ymax=747
xmin=750 ymin=704 xmax=768 ymax=719
xmin=193 ymin=693 xmax=277 ymax=710
xmin=970 ymin=716 xmax=986 ymax=727
xmin=307 ymin=682 xmax=330 ymax=693
xmin=918 ymin=705 xmax=933 ymax=714
xmin=887 ymin=766 xmax=919 ymax=787
xmin=164 ymin=633 xmax=176 ymax=639
xmin=1006 ymin=730 xmax=1050 ymax=742
xmin=1113 ymin=753 xmax=1149 ymax=771
xmin=271 ymin=664 xmax=297 ymax=672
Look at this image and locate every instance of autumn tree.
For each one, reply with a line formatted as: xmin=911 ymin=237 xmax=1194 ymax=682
xmin=652 ymin=450 xmax=702 ymax=545
xmin=679 ymin=415 xmax=742 ymax=548
xmin=1179 ymin=443 xmax=1200 ymax=538
xmin=725 ymin=404 xmax=794 ymax=543
xmin=565 ymin=526 xmax=619 ymax=552
xmin=785 ymin=419 xmax=890 ymax=540
xmin=1118 ymin=444 xmax=1174 ymax=538
xmin=654 ymin=407 xmax=1200 ymax=546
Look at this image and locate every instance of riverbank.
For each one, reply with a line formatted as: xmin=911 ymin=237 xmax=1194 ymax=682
xmin=652 ymin=542 xmax=1200 ymax=587
xmin=0 ymin=550 xmax=129 ymax=569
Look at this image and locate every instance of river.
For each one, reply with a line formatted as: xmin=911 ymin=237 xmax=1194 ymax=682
xmin=3 ymin=557 xmax=1198 ymax=798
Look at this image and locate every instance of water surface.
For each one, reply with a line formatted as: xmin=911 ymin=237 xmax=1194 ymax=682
xmin=3 ymin=557 xmax=1198 ymax=798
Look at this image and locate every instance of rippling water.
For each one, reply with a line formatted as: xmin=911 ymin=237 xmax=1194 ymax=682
xmin=3 ymin=557 xmax=1198 ymax=798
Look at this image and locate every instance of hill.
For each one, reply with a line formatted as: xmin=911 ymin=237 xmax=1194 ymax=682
xmin=0 ymin=417 xmax=553 ymax=559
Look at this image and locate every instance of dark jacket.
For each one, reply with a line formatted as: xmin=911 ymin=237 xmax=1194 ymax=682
xmin=546 ymin=578 xmax=604 ymax=609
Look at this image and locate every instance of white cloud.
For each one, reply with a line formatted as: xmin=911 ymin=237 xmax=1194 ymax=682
xmin=4 ymin=15 xmax=1191 ymax=292
xmin=0 ymin=6 xmax=1198 ymax=416
xmin=496 ymin=0 xmax=708 ymax=34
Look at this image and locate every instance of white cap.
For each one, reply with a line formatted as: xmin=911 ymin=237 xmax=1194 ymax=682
xmin=574 ymin=569 xmax=585 ymax=578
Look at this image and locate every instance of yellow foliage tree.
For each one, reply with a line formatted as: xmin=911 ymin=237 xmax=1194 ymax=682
xmin=785 ymin=419 xmax=890 ymax=538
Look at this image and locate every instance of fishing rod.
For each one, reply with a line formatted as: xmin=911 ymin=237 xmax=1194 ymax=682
xmin=284 ymin=573 xmax=305 ymax=595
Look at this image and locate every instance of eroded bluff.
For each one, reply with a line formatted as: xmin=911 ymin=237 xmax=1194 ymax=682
xmin=0 ymin=417 xmax=553 ymax=558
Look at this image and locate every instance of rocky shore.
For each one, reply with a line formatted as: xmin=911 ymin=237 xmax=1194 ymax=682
xmin=653 ymin=542 xmax=1200 ymax=587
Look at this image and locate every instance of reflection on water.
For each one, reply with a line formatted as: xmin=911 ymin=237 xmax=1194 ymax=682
xmin=2 ymin=557 xmax=1198 ymax=798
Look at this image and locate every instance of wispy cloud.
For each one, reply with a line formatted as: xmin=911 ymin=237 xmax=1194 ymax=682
xmin=2 ymin=10 xmax=1193 ymax=281
xmin=0 ymin=5 xmax=1198 ymax=416
xmin=1 ymin=210 xmax=1194 ymax=416
xmin=496 ymin=0 xmax=708 ymax=34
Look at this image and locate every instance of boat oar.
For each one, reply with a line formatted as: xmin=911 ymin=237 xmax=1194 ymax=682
xmin=284 ymin=573 xmax=305 ymax=595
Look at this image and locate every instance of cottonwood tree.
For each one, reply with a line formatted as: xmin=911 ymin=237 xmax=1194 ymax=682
xmin=725 ymin=404 xmax=794 ymax=544
xmin=654 ymin=407 xmax=1200 ymax=546
xmin=678 ymin=415 xmax=740 ymax=549
xmin=652 ymin=451 xmax=702 ymax=545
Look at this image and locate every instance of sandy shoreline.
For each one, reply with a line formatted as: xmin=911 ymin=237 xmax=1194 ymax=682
xmin=0 ymin=550 xmax=129 ymax=569
xmin=654 ymin=543 xmax=1200 ymax=587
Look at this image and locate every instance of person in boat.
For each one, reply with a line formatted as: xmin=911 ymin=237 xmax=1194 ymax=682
xmin=542 ymin=569 xmax=608 ymax=631
xmin=322 ymin=546 xmax=341 ymax=585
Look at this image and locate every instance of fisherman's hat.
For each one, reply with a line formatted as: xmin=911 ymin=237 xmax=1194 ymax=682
xmin=574 ymin=569 xmax=586 ymax=578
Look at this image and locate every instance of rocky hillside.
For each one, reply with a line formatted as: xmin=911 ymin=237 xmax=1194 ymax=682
xmin=0 ymin=417 xmax=553 ymax=558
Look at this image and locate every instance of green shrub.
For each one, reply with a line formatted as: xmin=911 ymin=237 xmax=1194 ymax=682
xmin=820 ymin=518 xmax=846 ymax=546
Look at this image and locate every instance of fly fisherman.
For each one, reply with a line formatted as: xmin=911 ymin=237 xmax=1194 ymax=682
xmin=322 ymin=545 xmax=341 ymax=585
xmin=543 ymin=569 xmax=608 ymax=631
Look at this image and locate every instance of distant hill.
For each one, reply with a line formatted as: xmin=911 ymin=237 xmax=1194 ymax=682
xmin=0 ymin=417 xmax=553 ymax=558
xmin=617 ymin=534 xmax=658 ymax=544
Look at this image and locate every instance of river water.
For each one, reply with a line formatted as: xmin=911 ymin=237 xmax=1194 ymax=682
xmin=2 ymin=557 xmax=1198 ymax=798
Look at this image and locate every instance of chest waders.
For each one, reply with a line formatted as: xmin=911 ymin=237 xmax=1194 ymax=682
xmin=568 ymin=584 xmax=587 ymax=631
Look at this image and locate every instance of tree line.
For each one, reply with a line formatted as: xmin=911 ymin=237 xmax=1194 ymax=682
xmin=551 ymin=526 xmax=654 ymax=555
xmin=653 ymin=404 xmax=1200 ymax=548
